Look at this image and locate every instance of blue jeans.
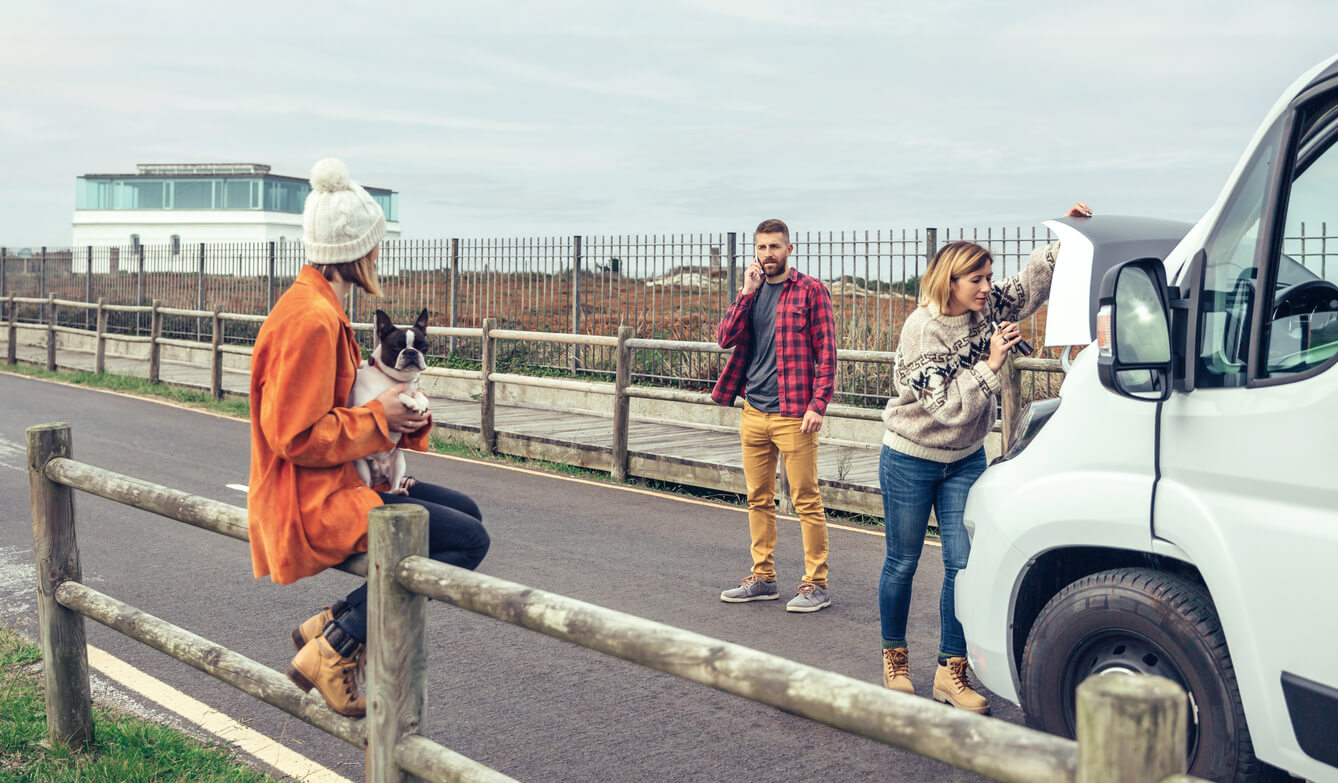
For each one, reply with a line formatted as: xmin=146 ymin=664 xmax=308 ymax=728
xmin=336 ymin=481 xmax=490 ymax=643
xmin=878 ymin=445 xmax=985 ymax=658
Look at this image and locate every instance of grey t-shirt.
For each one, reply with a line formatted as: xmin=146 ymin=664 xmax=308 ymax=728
xmin=744 ymin=281 xmax=784 ymax=413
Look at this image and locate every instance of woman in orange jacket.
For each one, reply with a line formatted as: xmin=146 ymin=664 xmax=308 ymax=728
xmin=248 ymin=159 xmax=489 ymax=717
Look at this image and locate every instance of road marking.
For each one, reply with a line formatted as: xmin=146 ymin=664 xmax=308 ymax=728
xmin=0 ymin=369 xmax=243 ymax=421
xmin=226 ymin=484 xmax=248 ymax=493
xmin=0 ymin=437 xmax=25 ymax=473
xmin=416 ymin=451 xmax=940 ymax=544
xmin=5 ymin=370 xmax=925 ymax=544
xmin=85 ymin=645 xmax=353 ymax=783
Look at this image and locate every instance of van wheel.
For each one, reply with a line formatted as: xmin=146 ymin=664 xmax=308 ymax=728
xmin=1020 ymin=568 xmax=1269 ymax=782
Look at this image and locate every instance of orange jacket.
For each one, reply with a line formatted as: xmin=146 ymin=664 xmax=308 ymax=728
xmin=247 ymin=265 xmax=429 ymax=584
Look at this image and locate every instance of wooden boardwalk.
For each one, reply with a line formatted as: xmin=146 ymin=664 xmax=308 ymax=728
xmin=2 ymin=335 xmax=884 ymax=514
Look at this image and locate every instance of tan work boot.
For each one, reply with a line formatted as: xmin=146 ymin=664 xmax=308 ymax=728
xmin=882 ymin=647 xmax=914 ymax=695
xmin=291 ymin=603 xmax=343 ymax=651
xmin=286 ymin=634 xmax=366 ymax=717
xmin=933 ymin=656 xmax=990 ymax=714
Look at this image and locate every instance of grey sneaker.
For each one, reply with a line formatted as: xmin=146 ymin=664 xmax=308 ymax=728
xmin=786 ymin=583 xmax=831 ymax=613
xmin=720 ymin=575 xmax=780 ymax=603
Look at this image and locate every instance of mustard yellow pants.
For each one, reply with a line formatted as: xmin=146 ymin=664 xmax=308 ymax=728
xmin=739 ymin=401 xmax=829 ymax=588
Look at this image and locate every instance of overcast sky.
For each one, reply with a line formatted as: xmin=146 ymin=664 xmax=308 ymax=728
xmin=3 ymin=1 xmax=1336 ymax=245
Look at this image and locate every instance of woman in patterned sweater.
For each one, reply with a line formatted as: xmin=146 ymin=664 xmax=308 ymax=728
xmin=877 ymin=202 xmax=1092 ymax=713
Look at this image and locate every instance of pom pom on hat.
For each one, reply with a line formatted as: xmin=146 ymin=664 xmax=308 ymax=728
xmin=309 ymin=158 xmax=351 ymax=193
xmin=302 ymin=158 xmax=386 ymax=263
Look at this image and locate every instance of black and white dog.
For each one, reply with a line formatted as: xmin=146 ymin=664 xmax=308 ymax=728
xmin=349 ymin=309 xmax=431 ymax=494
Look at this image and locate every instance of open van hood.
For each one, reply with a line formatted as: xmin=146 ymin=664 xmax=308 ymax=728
xmin=1041 ymin=215 xmax=1193 ymax=346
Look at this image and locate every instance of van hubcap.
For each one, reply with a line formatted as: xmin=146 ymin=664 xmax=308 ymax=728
xmin=1062 ymin=632 xmax=1200 ymax=762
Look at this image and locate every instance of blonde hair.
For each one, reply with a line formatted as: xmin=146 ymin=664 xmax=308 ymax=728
xmin=312 ymin=250 xmax=383 ymax=297
xmin=919 ymin=241 xmax=992 ymax=312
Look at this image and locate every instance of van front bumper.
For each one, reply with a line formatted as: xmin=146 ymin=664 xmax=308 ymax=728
xmin=957 ymin=484 xmax=1027 ymax=705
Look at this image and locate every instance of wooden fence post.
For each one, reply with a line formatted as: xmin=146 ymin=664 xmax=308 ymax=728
xmin=999 ymin=352 xmax=1022 ymax=454
xmin=94 ymin=298 xmax=106 ymax=373
xmin=480 ymin=317 xmax=497 ymax=453
xmin=612 ymin=325 xmax=634 ymax=481
xmin=211 ymin=309 xmax=223 ymax=399
xmin=365 ymin=504 xmax=430 ymax=783
xmin=7 ymin=295 xmax=18 ymax=365
xmin=148 ymin=300 xmax=162 ymax=383
xmin=777 ymin=453 xmax=795 ymax=516
xmin=46 ymin=294 xmax=56 ymax=371
xmin=25 ymin=423 xmax=94 ymax=749
xmin=1075 ymin=674 xmax=1187 ymax=783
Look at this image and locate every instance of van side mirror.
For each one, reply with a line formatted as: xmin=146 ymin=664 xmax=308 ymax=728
xmin=1096 ymin=259 xmax=1174 ymax=401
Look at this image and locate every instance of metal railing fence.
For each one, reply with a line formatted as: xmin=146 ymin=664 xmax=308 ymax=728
xmin=5 ymin=222 xmax=1335 ymax=405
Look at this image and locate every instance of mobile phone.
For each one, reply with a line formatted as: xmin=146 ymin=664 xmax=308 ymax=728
xmin=992 ymin=321 xmax=1034 ymax=356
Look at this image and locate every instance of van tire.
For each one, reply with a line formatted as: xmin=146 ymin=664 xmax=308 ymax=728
xmin=1020 ymin=567 xmax=1270 ymax=782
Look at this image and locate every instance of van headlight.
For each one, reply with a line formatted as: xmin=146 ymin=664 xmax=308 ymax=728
xmin=996 ymin=398 xmax=1061 ymax=463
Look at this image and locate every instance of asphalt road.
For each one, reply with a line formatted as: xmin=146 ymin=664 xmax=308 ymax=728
xmin=0 ymin=371 xmax=1025 ymax=782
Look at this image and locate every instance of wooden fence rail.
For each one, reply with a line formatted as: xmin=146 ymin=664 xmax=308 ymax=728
xmin=25 ymin=421 xmax=1204 ymax=783
xmin=6 ymin=297 xmax=1063 ymax=492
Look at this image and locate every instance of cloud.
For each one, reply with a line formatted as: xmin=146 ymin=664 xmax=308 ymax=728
xmin=2 ymin=1 xmax=1336 ymax=242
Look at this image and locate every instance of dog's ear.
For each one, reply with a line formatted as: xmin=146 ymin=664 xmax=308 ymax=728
xmin=414 ymin=308 xmax=429 ymax=333
xmin=374 ymin=310 xmax=395 ymax=341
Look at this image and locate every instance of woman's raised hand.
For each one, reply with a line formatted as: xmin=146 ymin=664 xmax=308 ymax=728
xmin=987 ymin=321 xmax=1023 ymax=373
xmin=1066 ymin=201 xmax=1093 ymax=217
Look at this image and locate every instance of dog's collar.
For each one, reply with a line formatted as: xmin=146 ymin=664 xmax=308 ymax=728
xmin=368 ymin=350 xmax=415 ymax=382
xmin=367 ymin=352 xmax=394 ymax=377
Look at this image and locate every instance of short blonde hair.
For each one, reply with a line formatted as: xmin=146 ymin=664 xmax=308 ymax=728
xmin=919 ymin=241 xmax=992 ymax=312
xmin=312 ymin=250 xmax=383 ymax=297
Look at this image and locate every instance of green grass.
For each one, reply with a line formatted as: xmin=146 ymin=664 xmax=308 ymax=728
xmin=0 ymin=628 xmax=278 ymax=783
xmin=0 ymin=363 xmax=250 ymax=419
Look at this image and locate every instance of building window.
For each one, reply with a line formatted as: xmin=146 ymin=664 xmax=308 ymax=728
xmin=173 ymin=180 xmax=213 ymax=209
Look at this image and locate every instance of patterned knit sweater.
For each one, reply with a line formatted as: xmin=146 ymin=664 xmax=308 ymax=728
xmin=881 ymin=242 xmax=1059 ymax=462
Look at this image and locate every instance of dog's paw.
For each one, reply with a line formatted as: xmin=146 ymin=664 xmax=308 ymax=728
xmin=401 ymin=395 xmax=429 ymax=415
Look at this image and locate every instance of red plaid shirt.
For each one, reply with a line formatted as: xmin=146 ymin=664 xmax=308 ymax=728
xmin=712 ymin=267 xmax=837 ymax=418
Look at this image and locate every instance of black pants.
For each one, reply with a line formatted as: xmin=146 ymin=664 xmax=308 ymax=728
xmin=335 ymin=481 xmax=490 ymax=643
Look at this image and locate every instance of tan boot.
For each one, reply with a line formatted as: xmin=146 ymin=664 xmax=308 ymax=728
xmin=933 ymin=656 xmax=990 ymax=714
xmin=286 ymin=635 xmax=366 ymax=717
xmin=291 ymin=605 xmax=338 ymax=651
xmin=882 ymin=647 xmax=914 ymax=695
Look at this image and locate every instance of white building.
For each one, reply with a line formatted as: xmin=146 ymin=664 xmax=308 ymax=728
xmin=72 ymin=163 xmax=401 ymax=248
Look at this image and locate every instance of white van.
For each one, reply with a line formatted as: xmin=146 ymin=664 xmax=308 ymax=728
xmin=956 ymin=54 xmax=1338 ymax=782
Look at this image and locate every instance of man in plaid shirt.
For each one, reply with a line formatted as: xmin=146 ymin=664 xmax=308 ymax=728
xmin=713 ymin=218 xmax=837 ymax=613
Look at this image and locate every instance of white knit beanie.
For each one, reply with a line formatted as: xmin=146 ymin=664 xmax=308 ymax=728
xmin=302 ymin=159 xmax=386 ymax=263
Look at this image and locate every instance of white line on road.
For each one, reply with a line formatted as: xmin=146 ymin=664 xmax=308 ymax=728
xmin=85 ymin=645 xmax=353 ymax=783
xmin=226 ymin=484 xmax=248 ymax=493
xmin=6 ymin=371 xmax=926 ymax=545
xmin=420 ymin=450 xmax=942 ymax=546
xmin=0 ymin=437 xmax=26 ymax=473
